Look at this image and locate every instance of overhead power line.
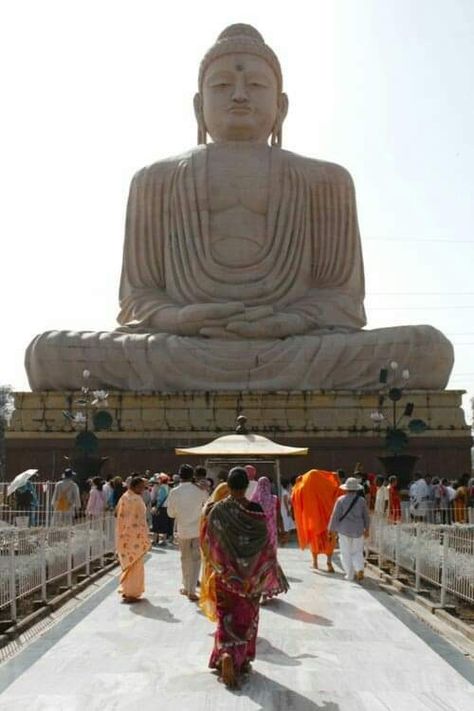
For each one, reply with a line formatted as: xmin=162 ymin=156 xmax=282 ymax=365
xmin=369 ymin=305 xmax=474 ymax=310
xmin=367 ymin=292 xmax=474 ymax=296
xmin=365 ymin=238 xmax=474 ymax=244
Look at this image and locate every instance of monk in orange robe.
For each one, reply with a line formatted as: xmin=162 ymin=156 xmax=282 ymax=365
xmin=291 ymin=469 xmax=342 ymax=572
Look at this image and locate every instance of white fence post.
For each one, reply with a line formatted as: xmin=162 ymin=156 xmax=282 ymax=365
xmin=45 ymin=483 xmax=51 ymax=528
xmin=378 ymin=516 xmax=384 ymax=568
xmin=394 ymin=521 xmax=401 ymax=578
xmin=67 ymin=527 xmax=73 ymax=587
xmin=8 ymin=536 xmax=17 ymax=621
xmin=415 ymin=523 xmax=421 ymax=592
xmin=40 ymin=529 xmax=47 ymax=602
xmin=85 ymin=520 xmax=91 ymax=576
xmin=440 ymin=527 xmax=449 ymax=608
xmin=100 ymin=516 xmax=105 ymax=567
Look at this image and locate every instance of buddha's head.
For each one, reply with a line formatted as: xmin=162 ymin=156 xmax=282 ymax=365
xmin=195 ymin=24 xmax=288 ymax=146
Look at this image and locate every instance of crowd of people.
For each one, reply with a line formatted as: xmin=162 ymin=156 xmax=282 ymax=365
xmin=113 ymin=464 xmax=375 ymax=689
xmin=16 ymin=463 xmax=471 ymax=689
xmin=370 ymin=471 xmax=474 ymax=524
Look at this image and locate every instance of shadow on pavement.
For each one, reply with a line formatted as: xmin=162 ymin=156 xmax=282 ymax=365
xmin=235 ymin=670 xmax=340 ymax=710
xmin=129 ymin=600 xmax=180 ymax=623
xmin=257 ymin=637 xmax=317 ymax=666
xmin=264 ymin=599 xmax=333 ymax=626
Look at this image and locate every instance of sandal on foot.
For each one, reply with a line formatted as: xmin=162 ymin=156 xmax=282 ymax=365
xmin=241 ymin=661 xmax=252 ymax=674
xmin=221 ymin=653 xmax=238 ymax=689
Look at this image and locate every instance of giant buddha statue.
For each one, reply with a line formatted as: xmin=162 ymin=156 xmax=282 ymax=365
xmin=26 ymin=24 xmax=453 ymax=391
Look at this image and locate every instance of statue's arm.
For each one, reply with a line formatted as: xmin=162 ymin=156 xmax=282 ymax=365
xmin=117 ymin=166 xmax=245 ymax=335
xmin=279 ymin=285 xmax=366 ymax=333
xmin=117 ymin=167 xmax=173 ymax=330
xmin=227 ymin=165 xmax=366 ymax=339
xmin=282 ymin=166 xmax=366 ymax=332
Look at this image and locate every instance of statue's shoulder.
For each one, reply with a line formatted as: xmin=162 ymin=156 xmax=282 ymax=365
xmin=131 ymin=146 xmax=204 ymax=185
xmin=281 ymin=149 xmax=354 ymax=186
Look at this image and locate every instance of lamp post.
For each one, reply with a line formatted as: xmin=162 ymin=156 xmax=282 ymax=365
xmin=62 ymin=370 xmax=111 ymax=489
xmin=0 ymin=386 xmax=15 ymax=479
xmin=370 ymin=363 xmax=427 ymax=488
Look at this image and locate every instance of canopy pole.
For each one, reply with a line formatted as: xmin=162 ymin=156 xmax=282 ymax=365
xmin=275 ymin=459 xmax=282 ymax=498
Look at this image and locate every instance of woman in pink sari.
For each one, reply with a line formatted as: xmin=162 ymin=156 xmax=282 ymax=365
xmin=250 ymin=476 xmax=279 ymax=551
xmin=116 ymin=477 xmax=151 ymax=603
xmin=201 ymin=468 xmax=288 ymax=689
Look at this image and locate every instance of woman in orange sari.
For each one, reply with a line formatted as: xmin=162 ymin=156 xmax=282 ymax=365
xmin=199 ymin=482 xmax=230 ymax=621
xmin=116 ymin=476 xmax=151 ymax=602
xmin=453 ymin=475 xmax=469 ymax=523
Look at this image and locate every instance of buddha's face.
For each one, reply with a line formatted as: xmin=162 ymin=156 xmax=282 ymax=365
xmin=200 ymin=52 xmax=284 ymax=143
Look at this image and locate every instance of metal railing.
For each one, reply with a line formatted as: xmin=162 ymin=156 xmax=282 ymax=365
xmin=0 ymin=480 xmax=112 ymax=528
xmin=382 ymin=502 xmax=474 ymax=525
xmin=0 ymin=514 xmax=116 ymax=621
xmin=0 ymin=509 xmax=83 ymax=528
xmin=0 ymin=481 xmax=56 ymax=511
xmin=368 ymin=514 xmax=474 ymax=606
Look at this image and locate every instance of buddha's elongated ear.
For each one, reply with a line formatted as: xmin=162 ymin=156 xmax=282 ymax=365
xmin=271 ymin=92 xmax=289 ymax=147
xmin=193 ymin=93 xmax=207 ymax=145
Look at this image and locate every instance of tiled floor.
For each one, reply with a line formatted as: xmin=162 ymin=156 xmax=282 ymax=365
xmin=0 ymin=544 xmax=472 ymax=710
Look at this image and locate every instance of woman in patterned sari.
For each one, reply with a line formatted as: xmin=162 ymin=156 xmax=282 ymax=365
xmin=116 ymin=476 xmax=151 ymax=603
xmin=201 ymin=467 xmax=288 ymax=688
xmin=250 ymin=476 xmax=287 ymax=602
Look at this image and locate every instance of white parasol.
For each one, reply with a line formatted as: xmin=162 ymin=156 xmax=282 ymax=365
xmin=7 ymin=469 xmax=38 ymax=497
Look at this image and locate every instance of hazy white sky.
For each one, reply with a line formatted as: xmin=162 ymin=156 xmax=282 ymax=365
xmin=1 ymin=0 xmax=473 ymax=421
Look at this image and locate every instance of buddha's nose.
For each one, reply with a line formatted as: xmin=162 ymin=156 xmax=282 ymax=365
xmin=231 ymin=76 xmax=249 ymax=103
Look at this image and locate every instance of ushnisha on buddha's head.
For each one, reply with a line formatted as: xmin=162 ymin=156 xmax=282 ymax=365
xmin=194 ymin=24 xmax=289 ymax=146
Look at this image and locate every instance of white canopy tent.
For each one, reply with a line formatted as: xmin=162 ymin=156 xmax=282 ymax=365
xmin=176 ymin=432 xmax=308 ymax=492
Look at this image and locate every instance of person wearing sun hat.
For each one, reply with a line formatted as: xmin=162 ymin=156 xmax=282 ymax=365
xmin=328 ymin=477 xmax=370 ymax=582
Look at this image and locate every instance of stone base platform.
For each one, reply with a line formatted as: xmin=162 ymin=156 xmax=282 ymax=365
xmin=6 ymin=389 xmax=471 ymax=479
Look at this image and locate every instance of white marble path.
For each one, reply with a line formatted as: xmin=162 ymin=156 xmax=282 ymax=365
xmin=0 ymin=543 xmax=472 ymax=710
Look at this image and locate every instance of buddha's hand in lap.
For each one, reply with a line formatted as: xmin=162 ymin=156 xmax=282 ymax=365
xmin=223 ymin=312 xmax=309 ymax=339
xmin=200 ymin=305 xmax=275 ymax=339
xmin=159 ymin=302 xmax=246 ymax=336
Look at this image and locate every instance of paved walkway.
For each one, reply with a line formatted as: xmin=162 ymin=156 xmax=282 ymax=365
xmin=0 ymin=544 xmax=473 ymax=710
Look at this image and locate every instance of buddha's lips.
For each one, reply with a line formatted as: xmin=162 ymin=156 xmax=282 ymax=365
xmin=228 ymin=106 xmax=252 ymax=114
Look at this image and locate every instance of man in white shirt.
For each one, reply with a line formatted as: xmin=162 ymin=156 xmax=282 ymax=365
xmin=244 ymin=464 xmax=258 ymax=500
xmin=374 ymin=476 xmax=389 ymax=516
xmin=51 ymin=469 xmax=82 ymax=525
xmin=409 ymin=473 xmax=430 ymax=520
xmin=167 ymin=464 xmax=208 ymax=601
